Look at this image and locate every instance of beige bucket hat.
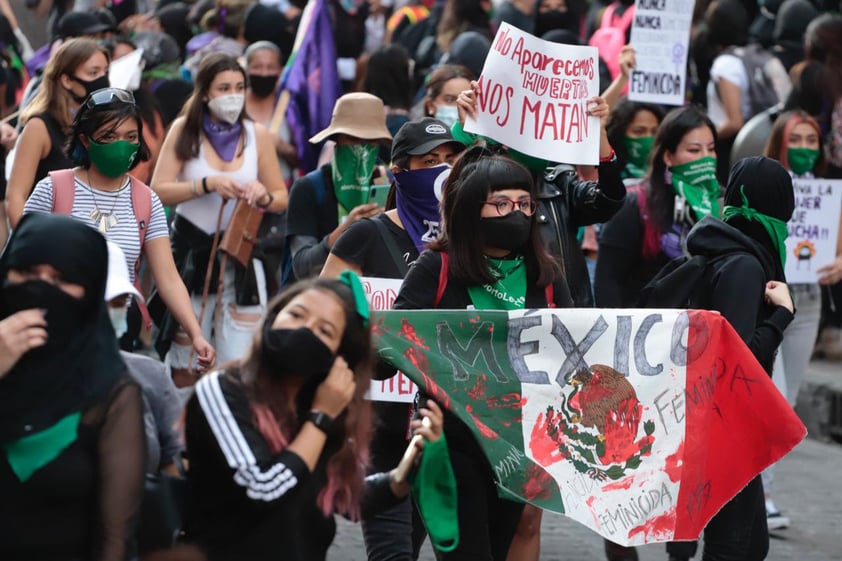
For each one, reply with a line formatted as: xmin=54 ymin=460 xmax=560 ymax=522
xmin=309 ymin=92 xmax=393 ymax=144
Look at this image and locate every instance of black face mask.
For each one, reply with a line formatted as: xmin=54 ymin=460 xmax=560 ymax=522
xmin=480 ymin=211 xmax=532 ymax=251
xmin=2 ymin=280 xmax=86 ymax=350
xmin=69 ymin=75 xmax=111 ymax=103
xmin=261 ymin=323 xmax=337 ymax=381
xmin=249 ymin=74 xmax=280 ymax=98
xmin=535 ymin=10 xmax=579 ymax=37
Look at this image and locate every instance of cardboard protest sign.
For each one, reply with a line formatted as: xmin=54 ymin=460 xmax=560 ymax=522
xmin=464 ymin=23 xmax=600 ymax=165
xmin=362 ymin=276 xmax=418 ymax=403
xmin=628 ymin=0 xmax=693 ymax=106
xmin=374 ymin=308 xmax=805 ymax=545
xmin=785 ymin=179 xmax=842 ymax=283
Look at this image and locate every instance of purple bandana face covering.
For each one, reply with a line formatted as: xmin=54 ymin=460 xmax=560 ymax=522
xmin=395 ymin=165 xmax=449 ymax=253
xmin=202 ymin=112 xmax=242 ymax=162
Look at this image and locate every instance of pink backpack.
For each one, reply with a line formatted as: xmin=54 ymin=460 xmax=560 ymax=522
xmin=588 ymin=2 xmax=636 ymax=80
xmin=50 ymin=169 xmax=154 ymax=326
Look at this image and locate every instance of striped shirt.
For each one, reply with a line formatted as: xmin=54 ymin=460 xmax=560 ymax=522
xmin=23 ymin=174 xmax=169 ymax=282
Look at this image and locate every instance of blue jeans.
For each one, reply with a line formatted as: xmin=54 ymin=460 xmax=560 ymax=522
xmin=703 ymin=476 xmax=768 ymax=561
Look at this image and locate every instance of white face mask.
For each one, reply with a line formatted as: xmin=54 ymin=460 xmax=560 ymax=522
xmin=108 ymin=305 xmax=129 ymax=339
xmin=434 ymin=105 xmax=459 ymax=128
xmin=208 ymin=94 xmax=245 ymax=125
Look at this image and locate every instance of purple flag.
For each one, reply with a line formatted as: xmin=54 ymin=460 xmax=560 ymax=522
xmin=281 ymin=0 xmax=342 ymax=174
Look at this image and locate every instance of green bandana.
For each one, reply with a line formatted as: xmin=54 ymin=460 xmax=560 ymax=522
xmin=787 ymin=147 xmax=820 ymax=176
xmin=331 ymin=143 xmax=378 ymax=219
xmin=508 ymin=149 xmax=549 ymax=173
xmin=410 ymin=432 xmax=459 ymax=552
xmin=2 ymin=412 xmax=81 ymax=482
xmin=623 ymin=136 xmax=654 ymax=179
xmin=669 ymin=156 xmax=721 ymax=220
xmin=723 ymin=185 xmax=790 ymax=267
xmin=466 ymin=256 xmax=527 ymax=310
xmin=338 ymin=269 xmax=370 ymax=326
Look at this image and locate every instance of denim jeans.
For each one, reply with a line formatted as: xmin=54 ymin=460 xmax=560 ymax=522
xmin=703 ymin=476 xmax=768 ymax=561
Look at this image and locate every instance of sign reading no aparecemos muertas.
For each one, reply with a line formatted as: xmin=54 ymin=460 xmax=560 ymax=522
xmin=464 ymin=23 xmax=601 ymax=165
xmin=628 ymin=0 xmax=693 ymax=106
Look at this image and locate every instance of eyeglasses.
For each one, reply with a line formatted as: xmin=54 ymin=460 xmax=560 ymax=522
xmin=85 ymin=88 xmax=135 ymax=110
xmin=483 ymin=198 xmax=537 ymax=216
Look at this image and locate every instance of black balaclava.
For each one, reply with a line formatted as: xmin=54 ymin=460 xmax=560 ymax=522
xmin=0 ymin=214 xmax=124 ymax=444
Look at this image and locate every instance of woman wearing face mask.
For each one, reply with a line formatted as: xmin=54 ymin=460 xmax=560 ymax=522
xmin=152 ymin=53 xmax=287 ymax=386
xmin=596 ymin=105 xmax=720 ymax=308
xmin=533 ymin=0 xmax=585 ymax=38
xmin=321 ymin=117 xmax=463 ymax=561
xmin=184 ymin=273 xmax=445 ymax=561
xmin=6 ymin=38 xmax=110 ymax=227
xmin=23 ymin=87 xmax=215 ymax=367
xmin=423 ymin=64 xmax=474 ymax=129
xmin=0 ymin=213 xmax=145 ymax=561
xmin=393 ymin=147 xmax=573 ymax=561
xmin=606 ymin=99 xmax=665 ymax=181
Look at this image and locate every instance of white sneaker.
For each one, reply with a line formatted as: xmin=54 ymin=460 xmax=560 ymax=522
xmin=767 ymin=511 xmax=790 ymax=530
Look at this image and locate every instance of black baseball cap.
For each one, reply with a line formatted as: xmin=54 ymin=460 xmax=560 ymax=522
xmin=57 ymin=11 xmax=112 ymax=39
xmin=391 ymin=118 xmax=464 ymax=163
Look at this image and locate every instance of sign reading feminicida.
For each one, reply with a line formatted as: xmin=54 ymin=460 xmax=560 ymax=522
xmin=464 ymin=23 xmax=601 ymax=165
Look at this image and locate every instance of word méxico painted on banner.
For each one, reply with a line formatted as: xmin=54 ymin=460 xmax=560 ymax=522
xmin=373 ymin=308 xmax=805 ymax=546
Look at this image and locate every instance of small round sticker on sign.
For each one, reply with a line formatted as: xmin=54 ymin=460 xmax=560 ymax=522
xmin=425 ymin=123 xmax=447 ymax=135
xmin=434 ymin=166 xmax=451 ymax=201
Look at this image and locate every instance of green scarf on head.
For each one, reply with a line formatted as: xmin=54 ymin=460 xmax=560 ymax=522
xmin=622 ymin=136 xmax=654 ymax=179
xmin=466 ymin=256 xmax=527 ymax=311
xmin=669 ymin=156 xmax=721 ymax=219
xmin=331 ymin=144 xmax=379 ymax=219
xmin=723 ymin=185 xmax=790 ymax=267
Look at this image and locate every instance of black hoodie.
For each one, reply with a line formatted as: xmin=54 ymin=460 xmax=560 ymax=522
xmin=686 ymin=215 xmax=794 ymax=373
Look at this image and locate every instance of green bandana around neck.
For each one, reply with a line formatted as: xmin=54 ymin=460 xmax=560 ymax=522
xmin=722 ymin=184 xmax=790 ymax=267
xmin=466 ymin=256 xmax=527 ymax=310
xmin=331 ymin=143 xmax=379 ymax=218
xmin=410 ymin=432 xmax=459 ymax=552
xmin=669 ymin=156 xmax=721 ymax=220
xmin=623 ymin=135 xmax=654 ymax=178
xmin=2 ymin=412 xmax=81 ymax=482
xmin=787 ymin=147 xmax=820 ymax=176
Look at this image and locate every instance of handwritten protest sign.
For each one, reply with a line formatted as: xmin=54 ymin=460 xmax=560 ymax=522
xmin=361 ymin=277 xmax=418 ymax=403
xmin=628 ymin=0 xmax=693 ymax=106
xmin=785 ymin=179 xmax=842 ymax=284
xmin=464 ymin=23 xmax=600 ymax=165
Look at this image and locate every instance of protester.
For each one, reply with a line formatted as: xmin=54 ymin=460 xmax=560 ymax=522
xmin=394 ymin=147 xmax=573 ymax=561
xmin=184 ymin=273 xmax=445 ymax=561
xmin=421 ymin=64 xmax=473 ymax=128
xmin=181 ymin=0 xmax=251 ymax=80
xmin=606 ymin=99 xmax=665 ymax=181
xmin=151 ymin=53 xmax=287 ymax=384
xmin=321 ymin=117 xmax=464 ymax=561
xmin=284 ymin=92 xmax=392 ymax=281
xmin=0 ymin=213 xmax=145 ymax=561
xmin=7 ymin=38 xmax=109 ymax=226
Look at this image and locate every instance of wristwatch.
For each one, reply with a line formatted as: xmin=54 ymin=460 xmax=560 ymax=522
xmin=307 ymin=410 xmax=335 ymax=434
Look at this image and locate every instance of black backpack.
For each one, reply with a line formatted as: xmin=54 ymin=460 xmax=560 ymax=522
xmin=636 ymin=251 xmax=749 ymax=309
xmin=723 ymin=44 xmax=786 ymax=119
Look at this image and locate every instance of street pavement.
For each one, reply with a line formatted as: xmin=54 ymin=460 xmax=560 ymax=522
xmin=329 ymin=362 xmax=842 ymax=561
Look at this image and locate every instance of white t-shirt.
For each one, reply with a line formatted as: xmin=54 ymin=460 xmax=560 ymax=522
xmin=24 ymin=175 xmax=169 ymax=282
xmin=706 ymin=54 xmax=751 ymax=128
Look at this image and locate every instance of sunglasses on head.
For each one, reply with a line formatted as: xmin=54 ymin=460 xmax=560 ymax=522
xmin=85 ymin=88 xmax=135 ymax=110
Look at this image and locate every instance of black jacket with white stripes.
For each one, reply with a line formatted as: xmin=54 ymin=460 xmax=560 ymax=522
xmin=185 ymin=369 xmax=401 ymax=561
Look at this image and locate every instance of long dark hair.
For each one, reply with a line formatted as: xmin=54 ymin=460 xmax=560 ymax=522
xmin=431 ymin=146 xmax=561 ymax=287
xmin=606 ymin=99 xmax=665 ymax=167
xmin=66 ymin=95 xmax=151 ymax=170
xmin=362 ymin=45 xmax=413 ymax=111
xmin=175 ymin=53 xmax=248 ymax=161
xmin=238 ymin=278 xmax=373 ymax=520
xmin=646 ymin=105 xmax=718 ymax=232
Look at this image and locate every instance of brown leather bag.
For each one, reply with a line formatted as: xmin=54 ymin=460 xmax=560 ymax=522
xmin=219 ymin=199 xmax=263 ymax=268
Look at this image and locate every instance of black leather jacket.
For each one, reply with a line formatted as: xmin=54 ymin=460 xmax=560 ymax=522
xmin=535 ymin=157 xmax=625 ymax=307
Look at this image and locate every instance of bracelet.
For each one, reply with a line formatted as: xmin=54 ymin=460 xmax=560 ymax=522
xmin=257 ymin=192 xmax=274 ymax=209
xmin=202 ymin=176 xmax=210 ymax=194
xmin=191 ymin=180 xmax=200 ymax=197
xmin=599 ymin=149 xmax=617 ymax=163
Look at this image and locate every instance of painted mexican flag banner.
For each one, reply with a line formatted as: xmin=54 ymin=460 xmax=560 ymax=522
xmin=373 ymin=308 xmax=806 ymax=546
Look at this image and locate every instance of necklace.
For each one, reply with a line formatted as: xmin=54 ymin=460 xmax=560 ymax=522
xmin=86 ymin=170 xmax=123 ymax=233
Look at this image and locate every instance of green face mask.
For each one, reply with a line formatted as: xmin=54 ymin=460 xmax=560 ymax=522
xmin=508 ymin=149 xmax=549 ymax=173
xmin=331 ymin=143 xmax=379 ymax=216
xmin=722 ymin=185 xmax=790 ymax=267
xmin=787 ymin=147 xmax=820 ymax=176
xmin=623 ymin=135 xmax=654 ymax=178
xmin=669 ymin=156 xmax=721 ymax=220
xmin=88 ymin=139 xmax=139 ymax=178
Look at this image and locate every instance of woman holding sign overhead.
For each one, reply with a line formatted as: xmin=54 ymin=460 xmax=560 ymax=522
xmin=393 ymin=146 xmax=573 ymax=561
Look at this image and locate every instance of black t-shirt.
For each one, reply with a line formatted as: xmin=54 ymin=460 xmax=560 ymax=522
xmin=332 ymin=213 xmax=418 ymax=278
xmin=32 ymin=113 xmax=74 ymax=191
xmin=595 ymin=195 xmax=671 ymax=308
